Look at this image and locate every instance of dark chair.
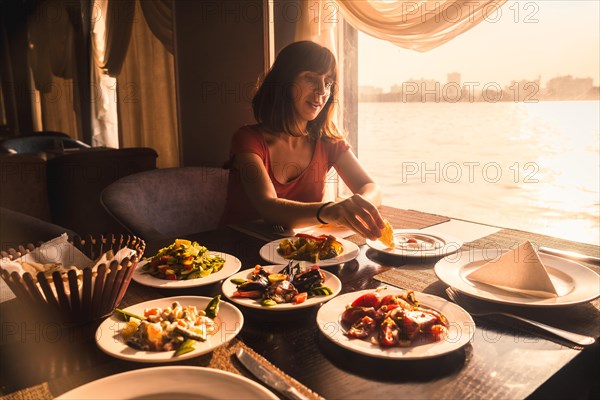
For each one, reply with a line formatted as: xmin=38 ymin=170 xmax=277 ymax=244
xmin=0 ymin=207 xmax=77 ymax=253
xmin=0 ymin=135 xmax=90 ymax=154
xmin=100 ymin=167 xmax=228 ymax=241
xmin=0 ymin=153 xmax=52 ymax=221
xmin=46 ymin=147 xmax=158 ymax=235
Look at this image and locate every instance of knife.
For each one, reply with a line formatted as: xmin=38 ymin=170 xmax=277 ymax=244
xmin=235 ymin=348 xmax=311 ymax=400
xmin=539 ymin=246 xmax=600 ymax=265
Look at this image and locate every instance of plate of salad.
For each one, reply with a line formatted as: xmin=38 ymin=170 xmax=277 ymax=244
xmin=259 ymin=234 xmax=360 ymax=267
xmin=222 ymin=263 xmax=342 ymax=311
xmin=96 ymin=295 xmax=243 ymax=362
xmin=133 ymin=239 xmax=242 ymax=288
xmin=316 ymin=288 xmax=474 ymax=359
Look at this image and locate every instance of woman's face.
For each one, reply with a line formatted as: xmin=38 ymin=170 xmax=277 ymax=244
xmin=291 ymin=71 xmax=334 ymax=125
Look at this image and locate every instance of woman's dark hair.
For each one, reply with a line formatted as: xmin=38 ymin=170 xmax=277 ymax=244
xmin=252 ymin=41 xmax=342 ymax=141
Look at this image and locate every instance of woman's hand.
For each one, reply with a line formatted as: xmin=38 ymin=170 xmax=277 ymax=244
xmin=320 ymin=194 xmax=385 ymax=240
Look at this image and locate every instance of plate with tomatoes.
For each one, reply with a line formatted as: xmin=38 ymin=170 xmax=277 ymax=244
xmin=366 ymin=229 xmax=463 ymax=259
xmin=259 ymin=233 xmax=360 ymax=267
xmin=132 ymin=252 xmax=242 ymax=289
xmin=222 ymin=264 xmax=342 ymax=311
xmin=316 ymin=288 xmax=474 ymax=359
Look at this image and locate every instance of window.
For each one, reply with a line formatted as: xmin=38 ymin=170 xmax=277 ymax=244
xmin=355 ymin=1 xmax=599 ymax=245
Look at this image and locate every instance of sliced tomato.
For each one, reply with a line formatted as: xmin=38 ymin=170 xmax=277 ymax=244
xmin=232 ymin=290 xmax=263 ymax=299
xmin=378 ymin=317 xmax=399 ymax=347
xmin=350 ymin=293 xmax=380 ymax=308
xmin=374 ymin=304 xmax=398 ymax=321
xmin=295 ymin=233 xmax=325 ymax=241
xmin=293 ymin=292 xmax=308 ymax=304
xmin=380 ymin=294 xmax=399 ymax=306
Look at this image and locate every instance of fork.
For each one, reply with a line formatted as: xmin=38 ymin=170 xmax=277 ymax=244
xmin=272 ymin=225 xmax=286 ymax=234
xmin=445 ymin=287 xmax=596 ymax=346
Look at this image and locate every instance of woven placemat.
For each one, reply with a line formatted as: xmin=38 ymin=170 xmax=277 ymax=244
xmin=346 ymin=206 xmax=450 ymax=245
xmin=0 ymin=383 xmax=53 ymax=400
xmin=374 ymin=228 xmax=600 ymax=343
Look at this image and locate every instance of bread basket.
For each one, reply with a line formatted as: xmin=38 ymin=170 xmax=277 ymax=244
xmin=0 ymin=233 xmax=145 ymax=323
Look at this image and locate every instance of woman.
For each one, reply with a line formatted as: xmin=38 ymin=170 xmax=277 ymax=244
xmin=220 ymin=41 xmax=384 ymax=240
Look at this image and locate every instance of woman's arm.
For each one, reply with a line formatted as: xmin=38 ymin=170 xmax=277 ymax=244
xmin=234 ymin=150 xmax=385 ymax=240
xmin=233 ymin=152 xmax=328 ymax=228
xmin=318 ymin=150 xmax=385 ymax=239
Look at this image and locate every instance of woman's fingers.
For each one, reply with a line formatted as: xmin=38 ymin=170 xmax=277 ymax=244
xmin=325 ymin=195 xmax=383 ymax=239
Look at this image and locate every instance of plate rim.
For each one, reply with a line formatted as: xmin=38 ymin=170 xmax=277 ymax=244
xmin=366 ymin=229 xmax=463 ymax=258
xmin=95 ymin=295 xmax=244 ymax=362
xmin=221 ymin=264 xmax=342 ymax=311
xmin=316 ymin=288 xmax=474 ymax=360
xmin=259 ymin=236 xmax=360 ymax=267
xmin=132 ymin=251 xmax=242 ymax=288
xmin=55 ymin=365 xmax=278 ymax=400
xmin=434 ymin=248 xmax=600 ymax=307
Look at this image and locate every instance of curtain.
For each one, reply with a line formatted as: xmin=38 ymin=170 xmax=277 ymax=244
xmin=90 ymin=0 xmax=134 ymax=147
xmin=334 ymin=0 xmax=507 ymax=52
xmin=117 ymin=0 xmax=179 ymax=168
xmin=294 ymin=0 xmax=338 ymax=52
xmin=139 ymin=0 xmax=174 ymax=54
xmin=91 ymin=0 xmax=134 ymax=76
xmin=28 ymin=0 xmax=79 ymax=138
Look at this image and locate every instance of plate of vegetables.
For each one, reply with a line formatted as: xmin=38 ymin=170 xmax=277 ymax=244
xmin=259 ymin=234 xmax=360 ymax=267
xmin=221 ymin=263 xmax=342 ymax=310
xmin=316 ymin=288 xmax=474 ymax=359
xmin=133 ymin=239 xmax=242 ymax=288
xmin=96 ymin=295 xmax=243 ymax=362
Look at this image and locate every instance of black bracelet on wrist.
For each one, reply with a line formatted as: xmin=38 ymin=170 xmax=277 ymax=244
xmin=316 ymin=201 xmax=333 ymax=224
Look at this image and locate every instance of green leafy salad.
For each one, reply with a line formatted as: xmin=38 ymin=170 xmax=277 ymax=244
xmin=142 ymin=239 xmax=225 ymax=280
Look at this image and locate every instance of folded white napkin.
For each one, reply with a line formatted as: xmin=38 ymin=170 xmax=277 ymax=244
xmin=466 ymin=241 xmax=558 ymax=298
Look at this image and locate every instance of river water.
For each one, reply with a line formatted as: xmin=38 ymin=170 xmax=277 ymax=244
xmin=357 ymin=100 xmax=600 ymax=246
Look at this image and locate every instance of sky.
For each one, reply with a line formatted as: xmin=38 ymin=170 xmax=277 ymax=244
xmin=358 ymin=1 xmax=600 ymax=91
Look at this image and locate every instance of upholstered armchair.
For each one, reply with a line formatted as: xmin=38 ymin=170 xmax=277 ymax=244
xmin=100 ymin=167 xmax=229 ymax=242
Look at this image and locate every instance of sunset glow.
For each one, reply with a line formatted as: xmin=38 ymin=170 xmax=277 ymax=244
xmin=359 ymin=1 xmax=600 ymax=91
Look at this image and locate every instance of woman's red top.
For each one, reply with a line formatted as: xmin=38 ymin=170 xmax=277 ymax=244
xmin=219 ymin=125 xmax=350 ymax=225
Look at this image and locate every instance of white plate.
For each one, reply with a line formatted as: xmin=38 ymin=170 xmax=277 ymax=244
xmin=259 ymin=237 xmax=360 ymax=267
xmin=56 ymin=366 xmax=277 ymax=399
xmin=434 ymin=248 xmax=600 ymax=307
xmin=132 ymin=252 xmax=242 ymax=288
xmin=366 ymin=229 xmax=463 ymax=258
xmin=316 ymin=288 xmax=474 ymax=359
xmin=222 ymin=265 xmax=342 ymax=311
xmin=96 ymin=296 xmax=243 ymax=362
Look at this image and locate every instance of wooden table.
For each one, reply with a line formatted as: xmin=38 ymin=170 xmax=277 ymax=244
xmin=1 ymin=215 xmax=599 ymax=399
